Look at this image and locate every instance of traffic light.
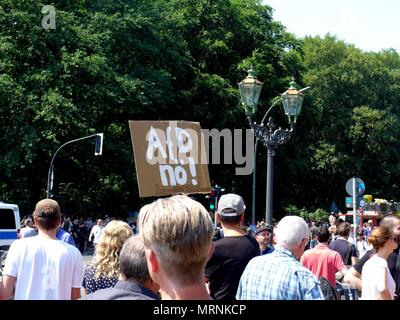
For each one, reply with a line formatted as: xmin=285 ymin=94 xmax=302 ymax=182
xmin=206 ymin=185 xmax=226 ymax=212
xmin=208 ymin=189 xmax=216 ymax=212
xmin=95 ymin=133 xmax=103 ymax=156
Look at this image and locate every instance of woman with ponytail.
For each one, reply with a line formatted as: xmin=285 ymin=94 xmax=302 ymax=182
xmin=360 ymin=226 xmax=397 ymax=300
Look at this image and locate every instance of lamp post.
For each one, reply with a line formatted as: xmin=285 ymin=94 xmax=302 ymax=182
xmin=47 ymin=133 xmax=104 ymax=198
xmin=239 ymin=67 xmax=309 ymax=225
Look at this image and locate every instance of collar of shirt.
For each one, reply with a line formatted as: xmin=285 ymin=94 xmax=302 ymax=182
xmin=314 ymin=243 xmax=329 ymax=249
xmin=114 ymin=280 xmax=160 ymax=300
xmin=274 ymin=246 xmax=296 ymax=259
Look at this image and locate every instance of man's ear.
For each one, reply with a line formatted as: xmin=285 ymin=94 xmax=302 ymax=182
xmin=240 ymin=214 xmax=244 ymax=223
xmin=146 ymin=248 xmax=159 ymax=273
xmin=33 ymin=216 xmax=41 ymax=229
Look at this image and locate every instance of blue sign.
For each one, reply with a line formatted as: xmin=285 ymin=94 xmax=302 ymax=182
xmin=345 ymin=197 xmax=352 ymax=208
xmin=345 ymin=196 xmax=364 ymax=208
xmin=345 ymin=177 xmax=366 ymax=196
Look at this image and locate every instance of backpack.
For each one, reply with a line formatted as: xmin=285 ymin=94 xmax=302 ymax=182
xmin=319 ymin=276 xmax=339 ymax=300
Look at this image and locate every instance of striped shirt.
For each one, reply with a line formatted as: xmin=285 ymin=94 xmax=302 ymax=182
xmin=236 ymin=247 xmax=324 ymax=300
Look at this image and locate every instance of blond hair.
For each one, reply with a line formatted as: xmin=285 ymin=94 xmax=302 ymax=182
xmin=368 ymin=226 xmax=392 ymax=251
xmin=93 ymin=220 xmax=133 ymax=278
xmin=138 ymin=195 xmax=214 ymax=286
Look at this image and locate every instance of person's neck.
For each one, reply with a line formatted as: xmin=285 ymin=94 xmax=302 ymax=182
xmin=221 ymin=224 xmax=244 ymax=237
xmin=376 ymin=246 xmax=393 ymax=260
xmin=121 ymin=277 xmax=157 ymax=293
xmin=159 ymin=281 xmax=212 ymax=300
xmin=38 ymin=228 xmax=57 ymax=240
xmin=279 ymin=245 xmax=299 ymax=259
xmin=259 ymin=243 xmax=267 ymax=251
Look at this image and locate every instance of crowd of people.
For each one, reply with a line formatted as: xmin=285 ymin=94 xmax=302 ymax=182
xmin=17 ymin=212 xmax=137 ymax=255
xmin=0 ymin=193 xmax=399 ymax=300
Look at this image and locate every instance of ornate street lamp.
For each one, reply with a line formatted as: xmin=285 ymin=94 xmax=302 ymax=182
xmin=238 ymin=66 xmax=263 ymax=116
xmin=281 ymin=78 xmax=305 ymax=124
xmin=239 ymin=68 xmax=309 ymax=225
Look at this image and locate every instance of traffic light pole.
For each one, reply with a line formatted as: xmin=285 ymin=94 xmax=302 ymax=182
xmin=47 ymin=133 xmax=103 ymax=198
xmin=214 ymin=195 xmax=218 ymax=229
xmin=210 ymin=184 xmax=225 ymax=229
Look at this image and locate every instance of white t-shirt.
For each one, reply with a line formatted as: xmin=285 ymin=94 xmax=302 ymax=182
xmin=90 ymin=225 xmax=104 ymax=244
xmin=356 ymin=240 xmax=371 ymax=259
xmin=3 ymin=235 xmax=83 ymax=300
xmin=20 ymin=226 xmax=37 ymax=238
xmin=360 ymin=255 xmax=396 ymax=300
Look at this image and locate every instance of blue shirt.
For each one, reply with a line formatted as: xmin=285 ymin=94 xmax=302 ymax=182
xmin=236 ymin=247 xmax=324 ymax=300
xmin=261 ymin=245 xmax=275 ymax=255
xmin=56 ymin=228 xmax=75 ymax=246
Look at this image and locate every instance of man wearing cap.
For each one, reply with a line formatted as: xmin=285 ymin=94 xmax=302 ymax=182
xmin=1 ymin=199 xmax=83 ymax=300
xmin=254 ymin=225 xmax=274 ymax=255
xmin=205 ymin=193 xmax=260 ymax=301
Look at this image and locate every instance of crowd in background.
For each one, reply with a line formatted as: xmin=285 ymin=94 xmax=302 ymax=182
xmin=17 ymin=213 xmax=138 ymax=255
xmin=1 ymin=194 xmax=399 ymax=301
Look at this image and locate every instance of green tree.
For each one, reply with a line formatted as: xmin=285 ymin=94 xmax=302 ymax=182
xmin=285 ymin=204 xmax=329 ymax=224
xmin=277 ymin=35 xmax=400 ymax=218
xmin=0 ymin=0 xmax=303 ymax=217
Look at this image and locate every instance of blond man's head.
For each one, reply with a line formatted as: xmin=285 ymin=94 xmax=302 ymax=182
xmin=138 ymin=195 xmax=214 ymax=286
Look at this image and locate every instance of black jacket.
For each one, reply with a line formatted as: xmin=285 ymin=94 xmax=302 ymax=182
xmin=80 ymin=280 xmax=159 ymax=300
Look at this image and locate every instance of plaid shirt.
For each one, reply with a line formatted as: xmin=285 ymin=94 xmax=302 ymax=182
xmin=236 ymin=247 xmax=324 ymax=300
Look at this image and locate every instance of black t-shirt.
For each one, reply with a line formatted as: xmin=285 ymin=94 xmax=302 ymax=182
xmin=328 ymin=238 xmax=358 ymax=265
xmin=354 ymin=247 xmax=400 ymax=294
xmin=205 ymin=234 xmax=260 ymax=301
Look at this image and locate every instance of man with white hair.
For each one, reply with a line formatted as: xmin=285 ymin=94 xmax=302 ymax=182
xmin=236 ymin=215 xmax=324 ymax=300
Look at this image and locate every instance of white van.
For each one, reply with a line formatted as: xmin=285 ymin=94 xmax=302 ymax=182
xmin=0 ymin=202 xmax=21 ymax=250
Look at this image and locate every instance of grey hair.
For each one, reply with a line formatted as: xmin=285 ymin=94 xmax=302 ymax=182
xmin=275 ymin=216 xmax=309 ymax=250
xmin=381 ymin=214 xmax=400 ymax=231
xmin=119 ymin=235 xmax=150 ymax=284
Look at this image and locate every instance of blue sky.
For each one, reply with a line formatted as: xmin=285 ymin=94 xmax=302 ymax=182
xmin=264 ymin=0 xmax=400 ymax=52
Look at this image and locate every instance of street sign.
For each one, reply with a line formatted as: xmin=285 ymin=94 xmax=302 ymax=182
xmin=345 ymin=196 xmax=365 ymax=208
xmin=345 ymin=197 xmax=352 ymax=208
xmin=345 ymin=177 xmax=365 ymax=196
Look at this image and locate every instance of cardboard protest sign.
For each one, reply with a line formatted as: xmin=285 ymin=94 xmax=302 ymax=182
xmin=129 ymin=120 xmax=211 ymax=197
